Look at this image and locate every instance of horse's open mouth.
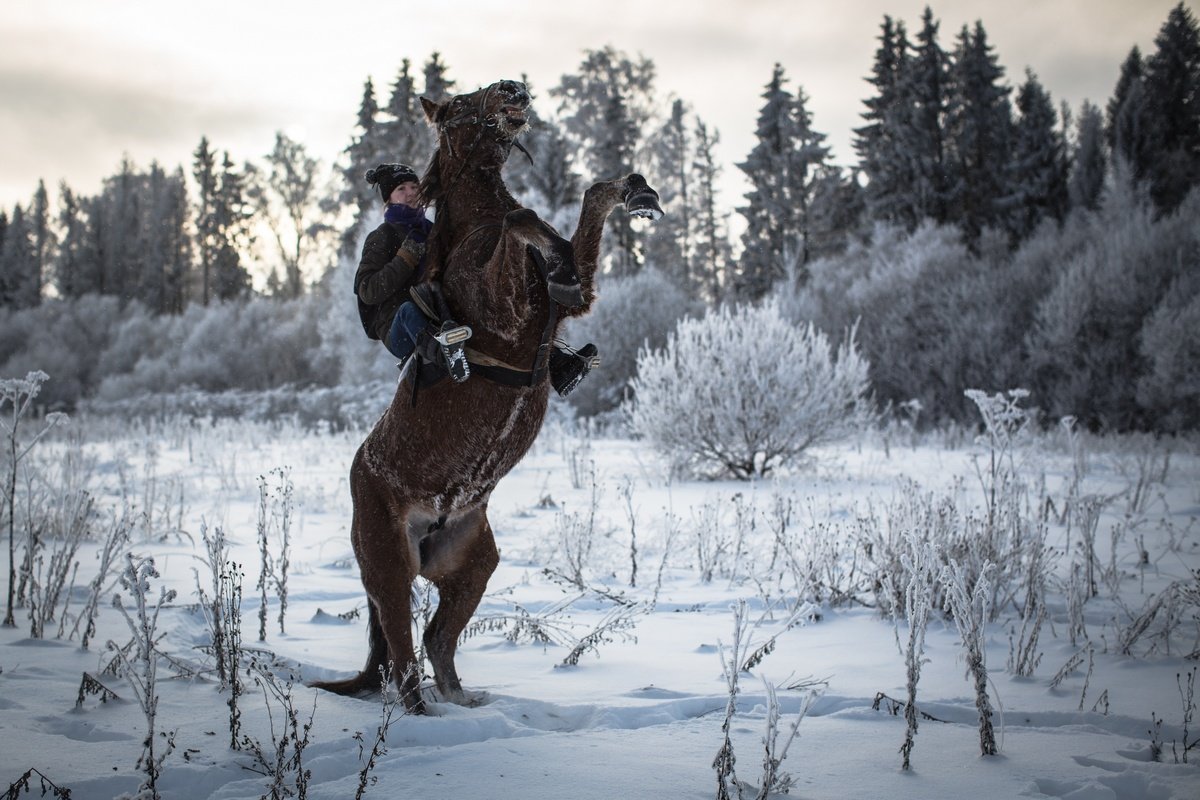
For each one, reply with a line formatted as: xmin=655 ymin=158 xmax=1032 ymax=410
xmin=500 ymin=106 xmax=528 ymax=126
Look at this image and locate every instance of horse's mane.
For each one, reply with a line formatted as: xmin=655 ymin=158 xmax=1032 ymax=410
xmin=418 ymin=148 xmax=451 ymax=282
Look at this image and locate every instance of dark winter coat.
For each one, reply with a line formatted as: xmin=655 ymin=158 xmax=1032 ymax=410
xmin=354 ymin=213 xmax=430 ymax=341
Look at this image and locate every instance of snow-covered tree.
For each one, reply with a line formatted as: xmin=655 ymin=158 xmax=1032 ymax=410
xmin=691 ymin=119 xmax=733 ymax=302
xmin=945 ymin=20 xmax=1014 ymax=244
xmin=737 ymin=64 xmax=830 ymax=298
xmin=855 ymin=16 xmax=918 ymax=228
xmin=1142 ymin=2 xmax=1200 ymax=212
xmin=1005 ymin=70 xmax=1069 ymax=241
xmin=904 ymin=7 xmax=952 ymax=226
xmin=628 ymin=300 xmax=870 ymax=479
xmin=643 ymin=99 xmax=695 ymax=292
xmin=1068 ymin=102 xmax=1107 ymax=213
xmin=1106 ymin=47 xmax=1153 ymax=185
xmin=422 ymin=51 xmax=456 ymax=104
xmin=553 ymin=46 xmax=657 ymax=275
xmin=0 ymin=205 xmax=35 ymax=308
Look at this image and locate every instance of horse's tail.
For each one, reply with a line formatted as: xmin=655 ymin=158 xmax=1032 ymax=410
xmin=308 ymin=601 xmax=388 ymax=696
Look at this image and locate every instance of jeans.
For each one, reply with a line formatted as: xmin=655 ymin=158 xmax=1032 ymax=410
xmin=384 ymin=301 xmax=429 ymax=360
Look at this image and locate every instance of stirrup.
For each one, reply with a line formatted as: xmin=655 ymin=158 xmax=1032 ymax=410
xmin=549 ymin=343 xmax=599 ymax=397
xmin=436 ymin=322 xmax=471 ymax=383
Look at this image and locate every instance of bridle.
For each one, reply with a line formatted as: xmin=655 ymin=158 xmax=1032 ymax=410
xmin=435 ymin=83 xmax=533 ymax=198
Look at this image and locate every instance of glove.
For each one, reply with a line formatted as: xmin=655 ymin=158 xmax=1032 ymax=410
xmin=397 ymin=236 xmax=427 ymax=266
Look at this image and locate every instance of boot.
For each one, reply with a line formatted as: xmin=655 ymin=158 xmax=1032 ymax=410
xmin=549 ymin=343 xmax=599 ymax=397
xmin=415 ymin=321 xmax=473 ymax=383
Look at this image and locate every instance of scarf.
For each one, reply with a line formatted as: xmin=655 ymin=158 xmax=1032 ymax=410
xmin=384 ymin=203 xmax=433 ymax=242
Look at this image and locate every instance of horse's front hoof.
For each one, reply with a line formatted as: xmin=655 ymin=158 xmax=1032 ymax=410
xmin=625 ymin=187 xmax=664 ymax=221
xmin=548 ymin=280 xmax=585 ymax=308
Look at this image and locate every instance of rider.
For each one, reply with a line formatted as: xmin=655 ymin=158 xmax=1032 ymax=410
xmin=354 ymin=162 xmax=472 ymax=382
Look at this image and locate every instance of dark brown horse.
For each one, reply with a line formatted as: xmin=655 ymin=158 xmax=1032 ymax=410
xmin=311 ymin=79 xmax=661 ymax=712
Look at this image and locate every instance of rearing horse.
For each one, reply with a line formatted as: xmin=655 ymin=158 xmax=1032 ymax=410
xmin=311 ymin=80 xmax=661 ymax=712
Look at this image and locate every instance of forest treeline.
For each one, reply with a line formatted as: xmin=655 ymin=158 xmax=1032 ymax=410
xmin=0 ymin=4 xmax=1196 ymax=431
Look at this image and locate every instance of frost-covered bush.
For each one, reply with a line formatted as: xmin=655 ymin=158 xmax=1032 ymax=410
xmin=627 ymin=301 xmax=870 ymax=479
xmin=1025 ymin=183 xmax=1200 ymax=429
xmin=561 ymin=267 xmax=699 ymax=420
xmin=94 ymin=294 xmax=333 ymax=400
xmin=1137 ymin=273 xmax=1200 ymax=432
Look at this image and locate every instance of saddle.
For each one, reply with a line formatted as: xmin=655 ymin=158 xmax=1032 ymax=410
xmin=405 ymin=281 xmax=600 ymax=401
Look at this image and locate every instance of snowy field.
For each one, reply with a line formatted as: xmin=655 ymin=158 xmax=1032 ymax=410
xmin=2 ymin=407 xmax=1199 ymax=800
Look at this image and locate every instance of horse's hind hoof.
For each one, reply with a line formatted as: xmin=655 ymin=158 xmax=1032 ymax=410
xmin=625 ymin=187 xmax=664 ymax=221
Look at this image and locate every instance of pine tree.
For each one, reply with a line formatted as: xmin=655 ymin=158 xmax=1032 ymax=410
xmin=194 ymin=136 xmax=219 ymax=305
xmin=422 ymin=51 xmax=456 ymax=103
xmin=737 ymin=64 xmax=830 ymax=298
xmin=904 ymin=7 xmax=952 ymax=225
xmin=1068 ymin=101 xmax=1106 ymax=212
xmin=0 ymin=205 xmax=35 ymax=308
xmin=339 ymin=77 xmax=385 ymax=255
xmin=1106 ymin=47 xmax=1154 ymax=182
xmin=807 ymin=166 xmax=866 ymax=261
xmin=502 ymin=77 xmax=580 ymax=232
xmin=643 ymin=99 xmax=695 ymax=291
xmin=211 ymin=152 xmax=253 ymax=301
xmin=381 ymin=60 xmax=431 ymax=171
xmin=1142 ymin=2 xmax=1200 ymax=212
xmin=552 ymin=46 xmax=656 ymax=275
xmin=1005 ymin=70 xmax=1069 ymax=240
xmin=27 ymin=181 xmax=50 ymax=307
xmin=53 ymin=183 xmax=94 ymax=299
xmin=855 ymin=16 xmax=919 ymax=228
xmin=691 ymin=119 xmax=732 ymax=302
xmin=946 ymin=20 xmax=1014 ymax=244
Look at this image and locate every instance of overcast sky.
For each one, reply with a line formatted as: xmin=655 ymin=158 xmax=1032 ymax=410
xmin=1 ymin=0 xmax=1191 ymax=214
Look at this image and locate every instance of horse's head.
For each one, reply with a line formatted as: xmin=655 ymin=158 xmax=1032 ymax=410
xmin=422 ymin=80 xmax=531 ymax=168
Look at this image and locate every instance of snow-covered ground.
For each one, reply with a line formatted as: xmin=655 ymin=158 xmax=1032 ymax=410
xmin=2 ymin=410 xmax=1198 ymax=799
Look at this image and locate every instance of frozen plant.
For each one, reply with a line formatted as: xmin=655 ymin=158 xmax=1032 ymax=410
xmin=106 ymin=555 xmax=178 ymax=800
xmin=712 ymin=599 xmax=815 ymax=800
xmin=1 ymin=371 xmax=68 ymax=627
xmin=558 ymin=602 xmax=647 ymax=667
xmin=883 ymin=530 xmax=941 ymax=771
xmin=942 ymin=562 xmax=998 ymax=756
xmin=255 ymin=468 xmax=295 ymax=640
xmin=71 ymin=508 xmax=133 ymax=650
xmin=237 ymin=654 xmax=315 ymax=800
xmin=629 ymin=302 xmax=871 ymax=479
xmin=3 ymin=768 xmax=72 ymax=799
xmin=354 ymin=663 xmax=410 ymax=800
xmin=964 ymin=388 xmax=1031 ymax=534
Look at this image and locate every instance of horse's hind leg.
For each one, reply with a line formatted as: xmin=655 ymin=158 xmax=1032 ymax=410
xmin=419 ymin=508 xmax=500 ymax=704
xmin=346 ymin=482 xmax=426 ymax=711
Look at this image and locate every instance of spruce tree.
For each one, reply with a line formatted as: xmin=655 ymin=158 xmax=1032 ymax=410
xmin=1106 ymin=47 xmax=1154 ymax=182
xmin=503 ymin=77 xmax=580 ymax=230
xmin=422 ymin=52 xmax=456 ymax=104
xmin=946 ymin=20 xmax=1014 ymax=244
xmin=737 ymin=64 xmax=829 ymax=298
xmin=0 ymin=205 xmax=34 ymax=308
xmin=1068 ymin=101 xmax=1106 ymax=212
xmin=855 ymin=16 xmax=919 ymax=228
xmin=53 ymin=183 xmax=96 ymax=299
xmin=381 ymin=60 xmax=431 ymax=170
xmin=343 ymin=78 xmax=382 ymax=228
xmin=553 ymin=46 xmax=656 ymax=275
xmin=904 ymin=7 xmax=952 ymax=225
xmin=194 ymin=136 xmax=219 ymax=305
xmin=1142 ymin=2 xmax=1200 ymax=212
xmin=211 ymin=152 xmax=253 ymax=301
xmin=691 ymin=119 xmax=732 ymax=302
xmin=643 ymin=99 xmax=694 ymax=291
xmin=1006 ymin=70 xmax=1069 ymax=240
xmin=27 ymin=181 xmax=50 ymax=307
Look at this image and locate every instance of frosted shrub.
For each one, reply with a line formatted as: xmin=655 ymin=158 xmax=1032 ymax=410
xmin=628 ymin=301 xmax=871 ymax=479
xmin=562 ymin=267 xmax=698 ymax=419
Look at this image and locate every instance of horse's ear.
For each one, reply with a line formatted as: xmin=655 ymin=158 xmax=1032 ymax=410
xmin=420 ymin=97 xmax=441 ymax=123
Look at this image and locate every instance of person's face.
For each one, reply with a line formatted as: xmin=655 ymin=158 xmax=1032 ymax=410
xmin=389 ymin=181 xmax=420 ymax=206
